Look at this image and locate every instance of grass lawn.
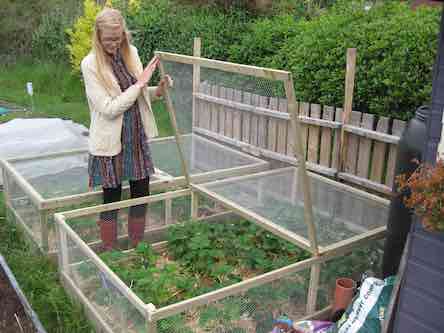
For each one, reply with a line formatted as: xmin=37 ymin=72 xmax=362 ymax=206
xmin=0 ymin=59 xmax=173 ymax=332
xmin=0 ymin=59 xmax=172 ymax=136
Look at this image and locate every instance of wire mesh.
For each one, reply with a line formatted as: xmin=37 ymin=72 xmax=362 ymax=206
xmin=5 ymin=172 xmax=42 ymax=246
xmin=150 ymin=134 xmax=261 ymax=178
xmin=316 ymin=240 xmax=384 ymax=310
xmin=161 ymin=61 xmax=194 ymax=134
xmin=155 ymin=268 xmax=311 ymax=333
xmin=10 ymin=152 xmax=90 ymax=199
xmin=64 ymin=234 xmax=147 ymax=333
xmin=160 ymin=59 xmax=288 ymax=142
xmin=201 ymin=168 xmax=389 ymax=248
xmin=64 ymin=193 xmax=194 ymax=252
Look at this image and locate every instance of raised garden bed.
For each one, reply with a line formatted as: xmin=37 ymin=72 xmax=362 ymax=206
xmin=71 ymin=218 xmax=312 ymax=332
xmin=0 ymin=254 xmax=46 ymax=333
xmin=55 ymin=188 xmax=384 ymax=333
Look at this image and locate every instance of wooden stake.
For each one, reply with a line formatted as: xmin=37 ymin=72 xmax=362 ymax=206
xmin=339 ymin=48 xmax=357 ymax=173
xmin=285 ymin=75 xmax=319 ymax=255
xmin=155 ymin=57 xmax=191 ymax=185
xmin=191 ymin=38 xmax=201 ymax=171
xmin=191 ymin=191 xmax=199 ymax=220
xmin=306 ymin=263 xmax=321 ymax=314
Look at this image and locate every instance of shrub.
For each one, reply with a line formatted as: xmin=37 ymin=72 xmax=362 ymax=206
xmin=32 ymin=6 xmax=80 ymax=60
xmin=228 ymin=14 xmax=299 ymax=66
xmin=66 ymin=0 xmax=102 ymax=74
xmin=397 ymin=160 xmax=444 ymax=232
xmin=129 ymin=0 xmax=250 ymax=65
xmin=269 ymin=1 xmax=440 ymax=119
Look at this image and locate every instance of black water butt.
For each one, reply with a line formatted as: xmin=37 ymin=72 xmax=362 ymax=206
xmin=382 ymin=105 xmax=428 ymax=279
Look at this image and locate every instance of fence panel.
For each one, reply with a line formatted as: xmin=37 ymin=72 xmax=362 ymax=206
xmin=194 ymin=83 xmax=406 ymax=194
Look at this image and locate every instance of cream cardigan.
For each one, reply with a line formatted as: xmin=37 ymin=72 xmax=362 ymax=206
xmin=81 ymin=45 xmax=159 ymax=156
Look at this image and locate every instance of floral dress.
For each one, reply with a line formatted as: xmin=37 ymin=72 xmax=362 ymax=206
xmin=88 ymin=51 xmax=155 ymax=189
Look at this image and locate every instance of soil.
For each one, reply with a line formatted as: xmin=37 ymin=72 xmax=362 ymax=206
xmin=0 ymin=266 xmax=39 ymax=333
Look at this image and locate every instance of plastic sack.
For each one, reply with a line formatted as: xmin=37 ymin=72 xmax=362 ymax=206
xmin=328 ymin=276 xmax=395 ymax=333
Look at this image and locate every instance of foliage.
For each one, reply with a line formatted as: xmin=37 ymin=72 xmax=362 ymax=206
xmin=0 ymin=0 xmax=80 ymax=58
xmin=128 ymin=0 xmax=250 ymax=65
xmin=98 ymin=219 xmax=310 ymax=307
xmin=32 ymin=5 xmax=81 ymax=60
xmin=0 ymin=194 xmax=94 ymax=332
xmin=66 ymin=0 xmax=102 ymax=74
xmin=228 ymin=15 xmax=300 ymax=66
xmin=167 ymin=219 xmax=310 ymax=276
xmin=397 ymin=159 xmax=444 ymax=232
xmin=269 ymin=1 xmax=440 ymax=120
xmin=97 ymin=219 xmax=309 ymax=331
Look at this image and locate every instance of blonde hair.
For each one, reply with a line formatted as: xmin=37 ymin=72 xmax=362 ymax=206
xmin=92 ymin=8 xmax=138 ymax=93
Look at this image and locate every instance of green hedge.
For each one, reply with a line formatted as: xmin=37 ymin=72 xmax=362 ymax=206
xmin=228 ymin=15 xmax=300 ymax=66
xmin=268 ymin=1 xmax=440 ymax=119
xmin=60 ymin=0 xmax=441 ymax=120
xmin=128 ymin=0 xmax=250 ymax=65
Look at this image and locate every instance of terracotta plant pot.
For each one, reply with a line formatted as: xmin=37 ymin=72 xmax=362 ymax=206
xmin=333 ymin=277 xmax=357 ymax=313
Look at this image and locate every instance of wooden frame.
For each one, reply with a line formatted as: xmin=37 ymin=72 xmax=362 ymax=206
xmin=155 ymin=51 xmax=318 ymax=253
xmin=3 ymin=49 xmax=393 ymax=332
xmin=1 ymin=133 xmax=268 ymax=256
xmin=54 ymin=193 xmax=385 ymax=333
xmin=191 ymin=167 xmax=389 ymax=254
xmin=154 ymin=51 xmax=290 ymax=81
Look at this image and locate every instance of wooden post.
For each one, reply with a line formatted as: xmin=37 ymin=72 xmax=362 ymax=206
xmin=157 ymin=56 xmax=191 ymax=185
xmin=191 ymin=191 xmax=199 ymax=220
xmin=192 ymin=38 xmax=201 ymax=171
xmin=147 ymin=321 xmax=157 ymax=333
xmin=306 ymin=263 xmax=321 ymax=314
xmin=146 ymin=303 xmax=158 ymax=333
xmin=40 ymin=210 xmax=49 ymax=253
xmin=285 ymin=75 xmax=319 ymax=255
xmin=339 ymin=48 xmax=357 ymax=173
xmin=165 ymin=198 xmax=172 ymax=225
xmin=192 ymin=37 xmax=201 ymax=127
xmin=2 ymin=168 xmax=11 ymax=221
xmin=57 ymin=223 xmax=69 ymax=274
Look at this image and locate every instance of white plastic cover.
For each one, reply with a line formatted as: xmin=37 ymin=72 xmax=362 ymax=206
xmin=0 ymin=118 xmax=89 ymax=184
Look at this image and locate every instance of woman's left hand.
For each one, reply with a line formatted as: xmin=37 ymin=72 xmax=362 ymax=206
xmin=155 ymin=75 xmax=173 ymax=97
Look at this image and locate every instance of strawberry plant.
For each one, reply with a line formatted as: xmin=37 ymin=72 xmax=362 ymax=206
xmin=93 ymin=218 xmax=311 ymax=332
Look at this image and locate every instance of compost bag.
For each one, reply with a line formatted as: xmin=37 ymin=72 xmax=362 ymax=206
xmin=328 ymin=276 xmax=395 ymax=333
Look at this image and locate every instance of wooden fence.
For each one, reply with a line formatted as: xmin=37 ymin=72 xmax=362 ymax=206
xmin=193 ymin=83 xmax=407 ymax=195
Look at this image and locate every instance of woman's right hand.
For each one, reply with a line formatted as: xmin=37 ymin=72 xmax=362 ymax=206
xmin=136 ymin=56 xmax=160 ymax=88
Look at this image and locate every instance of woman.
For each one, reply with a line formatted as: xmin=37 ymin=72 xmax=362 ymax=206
xmin=81 ymin=8 xmax=169 ymax=250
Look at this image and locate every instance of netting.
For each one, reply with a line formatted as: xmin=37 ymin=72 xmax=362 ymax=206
xmin=200 ymin=168 xmax=389 ymax=248
xmin=10 ymin=151 xmax=90 ymax=199
xmin=6 ymin=135 xmax=264 ymax=201
xmin=4 ymin=173 xmax=42 ymax=246
xmin=65 ymin=193 xmax=193 ymax=250
xmin=161 ymin=60 xmax=288 ymax=140
xmin=155 ymin=268 xmax=311 ymax=333
xmin=64 ymin=234 xmax=147 ymax=333
xmin=150 ymin=134 xmax=264 ymax=178
xmin=316 ymin=240 xmax=384 ymax=310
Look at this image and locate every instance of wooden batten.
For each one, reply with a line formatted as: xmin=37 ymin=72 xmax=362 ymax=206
xmin=155 ymin=51 xmax=291 ymax=81
xmin=158 ymin=61 xmax=191 ymax=185
xmin=285 ymin=75 xmax=319 ymax=256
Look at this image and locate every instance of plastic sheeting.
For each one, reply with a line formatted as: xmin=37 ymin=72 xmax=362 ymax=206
xmin=0 ymin=118 xmax=89 ymax=184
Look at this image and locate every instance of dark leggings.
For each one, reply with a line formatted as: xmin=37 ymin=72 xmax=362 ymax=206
xmin=100 ymin=177 xmax=150 ymax=221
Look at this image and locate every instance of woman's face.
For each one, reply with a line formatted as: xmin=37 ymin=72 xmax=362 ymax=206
xmin=100 ymin=26 xmax=123 ymax=56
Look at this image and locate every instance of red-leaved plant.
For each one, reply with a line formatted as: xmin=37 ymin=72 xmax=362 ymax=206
xmin=396 ymin=159 xmax=444 ymax=232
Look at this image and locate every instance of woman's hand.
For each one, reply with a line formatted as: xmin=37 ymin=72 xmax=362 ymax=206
xmin=155 ymin=75 xmax=173 ymax=97
xmin=136 ymin=56 xmax=159 ymax=88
